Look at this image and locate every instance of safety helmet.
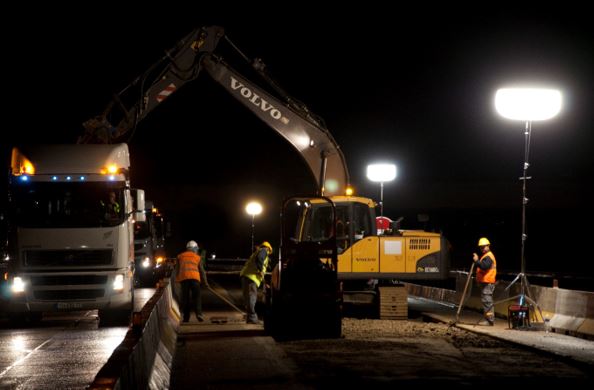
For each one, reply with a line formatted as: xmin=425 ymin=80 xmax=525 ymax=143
xmin=186 ymin=240 xmax=199 ymax=249
xmin=478 ymin=237 xmax=490 ymax=247
xmin=260 ymin=241 xmax=273 ymax=252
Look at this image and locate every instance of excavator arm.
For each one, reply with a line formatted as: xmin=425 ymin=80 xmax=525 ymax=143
xmin=78 ymin=25 xmax=348 ymax=196
xmin=201 ymin=56 xmax=348 ymax=195
xmin=77 ymin=26 xmax=225 ymax=145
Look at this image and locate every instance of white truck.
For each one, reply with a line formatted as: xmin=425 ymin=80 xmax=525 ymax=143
xmin=3 ymin=144 xmax=140 ymax=326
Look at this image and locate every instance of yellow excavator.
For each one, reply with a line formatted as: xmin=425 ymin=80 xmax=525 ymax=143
xmin=79 ymin=26 xmax=450 ymax=337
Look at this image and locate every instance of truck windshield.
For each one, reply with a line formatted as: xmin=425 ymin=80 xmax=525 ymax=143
xmin=9 ymin=181 xmax=126 ymax=228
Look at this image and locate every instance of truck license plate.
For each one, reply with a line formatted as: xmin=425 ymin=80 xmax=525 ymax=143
xmin=56 ymin=302 xmax=83 ymax=309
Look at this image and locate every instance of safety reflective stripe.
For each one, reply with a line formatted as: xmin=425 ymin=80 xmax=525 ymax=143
xmin=100 ymin=201 xmax=121 ymax=214
xmin=477 ymin=251 xmax=497 ymax=284
xmin=176 ymin=251 xmax=201 ymax=282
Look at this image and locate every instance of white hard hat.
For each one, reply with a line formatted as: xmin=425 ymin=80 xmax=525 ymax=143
xmin=186 ymin=240 xmax=198 ymax=249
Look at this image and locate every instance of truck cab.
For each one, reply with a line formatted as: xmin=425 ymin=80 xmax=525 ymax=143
xmin=3 ymin=144 xmax=139 ymax=326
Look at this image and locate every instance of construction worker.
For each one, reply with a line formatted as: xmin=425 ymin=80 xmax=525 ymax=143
xmin=240 ymin=241 xmax=272 ymax=324
xmin=176 ymin=240 xmax=208 ymax=323
xmin=472 ymin=237 xmax=497 ymax=326
xmin=100 ymin=191 xmax=121 ymax=220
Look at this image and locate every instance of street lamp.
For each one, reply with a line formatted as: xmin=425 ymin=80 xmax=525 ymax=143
xmin=366 ymin=163 xmax=397 ymax=216
xmin=494 ymin=87 xmax=562 ymax=317
xmin=245 ymin=201 xmax=263 ymax=253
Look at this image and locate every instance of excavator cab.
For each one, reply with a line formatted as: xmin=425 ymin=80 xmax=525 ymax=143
xmin=264 ymin=196 xmax=342 ymax=339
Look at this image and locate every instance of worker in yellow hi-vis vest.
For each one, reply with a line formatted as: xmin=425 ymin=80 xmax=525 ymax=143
xmin=100 ymin=191 xmax=121 ymax=221
xmin=240 ymin=241 xmax=272 ymax=324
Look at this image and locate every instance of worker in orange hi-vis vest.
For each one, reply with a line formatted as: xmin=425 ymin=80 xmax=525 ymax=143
xmin=472 ymin=237 xmax=497 ymax=326
xmin=176 ymin=240 xmax=209 ymax=322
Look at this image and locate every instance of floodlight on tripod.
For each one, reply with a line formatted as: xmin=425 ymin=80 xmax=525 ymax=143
xmin=494 ymin=86 xmax=562 ymax=322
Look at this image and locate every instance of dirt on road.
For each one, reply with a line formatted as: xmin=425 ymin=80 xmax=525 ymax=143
xmin=280 ymin=317 xmax=592 ymax=387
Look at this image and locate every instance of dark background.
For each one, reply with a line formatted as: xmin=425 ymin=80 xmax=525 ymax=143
xmin=2 ymin=7 xmax=593 ymax=281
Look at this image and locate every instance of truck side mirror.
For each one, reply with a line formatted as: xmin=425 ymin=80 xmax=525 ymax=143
xmin=130 ymin=189 xmax=146 ymax=222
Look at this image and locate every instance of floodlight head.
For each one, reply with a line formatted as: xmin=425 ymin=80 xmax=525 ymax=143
xmin=245 ymin=201 xmax=262 ymax=216
xmin=367 ymin=163 xmax=397 ymax=183
xmin=495 ymin=88 xmax=562 ymax=121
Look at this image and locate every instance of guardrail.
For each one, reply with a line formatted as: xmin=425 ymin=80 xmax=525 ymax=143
xmin=88 ymin=278 xmax=180 ymax=389
xmin=407 ymin=272 xmax=594 ymax=338
xmin=204 ymin=258 xmax=247 ymax=272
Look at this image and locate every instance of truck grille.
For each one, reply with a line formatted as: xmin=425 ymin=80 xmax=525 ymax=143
xmin=25 ymin=249 xmax=113 ymax=267
xmin=30 ymin=275 xmax=108 ymax=286
xmin=34 ymin=289 xmax=105 ymax=300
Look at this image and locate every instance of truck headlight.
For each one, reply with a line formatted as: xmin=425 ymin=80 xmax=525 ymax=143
xmin=11 ymin=276 xmax=26 ymax=294
xmin=142 ymin=257 xmax=151 ymax=268
xmin=113 ymin=274 xmax=124 ymax=291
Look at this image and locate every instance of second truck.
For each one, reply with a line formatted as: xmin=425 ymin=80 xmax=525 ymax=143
xmin=133 ymin=199 xmax=168 ymax=287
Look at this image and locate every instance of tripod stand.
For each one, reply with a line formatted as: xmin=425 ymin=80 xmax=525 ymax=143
xmin=493 ymin=120 xmax=544 ymax=326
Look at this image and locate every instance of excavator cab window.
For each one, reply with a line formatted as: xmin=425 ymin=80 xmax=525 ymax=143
xmin=352 ymin=202 xmax=374 ymax=241
xmin=335 ymin=205 xmax=350 ymax=253
xmin=281 ymin=196 xmax=338 ymax=272
xmin=301 ymin=205 xmax=334 ymax=242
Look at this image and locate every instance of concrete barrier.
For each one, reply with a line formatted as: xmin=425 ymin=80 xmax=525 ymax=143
xmin=406 ymin=273 xmax=594 ymax=338
xmin=88 ymin=279 xmax=180 ymax=389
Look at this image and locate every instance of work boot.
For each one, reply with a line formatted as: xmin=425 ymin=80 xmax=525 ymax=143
xmin=478 ymin=319 xmax=494 ymax=326
xmin=196 ymin=314 xmax=205 ymax=322
xmin=246 ymin=315 xmax=261 ymax=324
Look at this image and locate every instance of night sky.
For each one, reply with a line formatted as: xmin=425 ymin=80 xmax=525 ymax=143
xmin=3 ymin=8 xmax=593 ymax=278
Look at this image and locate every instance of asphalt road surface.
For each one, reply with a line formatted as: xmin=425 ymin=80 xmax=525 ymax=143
xmin=171 ymin=275 xmax=593 ymax=387
xmin=0 ymin=287 xmax=155 ymax=389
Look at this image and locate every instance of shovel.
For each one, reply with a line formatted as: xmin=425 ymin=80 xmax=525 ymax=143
xmin=207 ymin=284 xmax=245 ymax=314
xmin=453 ymin=261 xmax=475 ymax=325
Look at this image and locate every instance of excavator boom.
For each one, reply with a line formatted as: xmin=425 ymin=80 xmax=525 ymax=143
xmin=79 ymin=26 xmax=348 ymax=196
xmin=201 ymin=56 xmax=348 ymax=195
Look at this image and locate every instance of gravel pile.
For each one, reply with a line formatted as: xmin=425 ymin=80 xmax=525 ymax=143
xmin=343 ymin=317 xmax=503 ymax=348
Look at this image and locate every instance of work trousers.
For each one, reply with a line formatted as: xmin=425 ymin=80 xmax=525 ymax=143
xmin=180 ymin=279 xmax=202 ymax=321
xmin=242 ymin=276 xmax=259 ymax=323
xmin=480 ymin=282 xmax=495 ymax=319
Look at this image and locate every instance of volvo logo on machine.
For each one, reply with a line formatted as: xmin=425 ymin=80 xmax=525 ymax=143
xmin=229 ymin=76 xmax=289 ymax=124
